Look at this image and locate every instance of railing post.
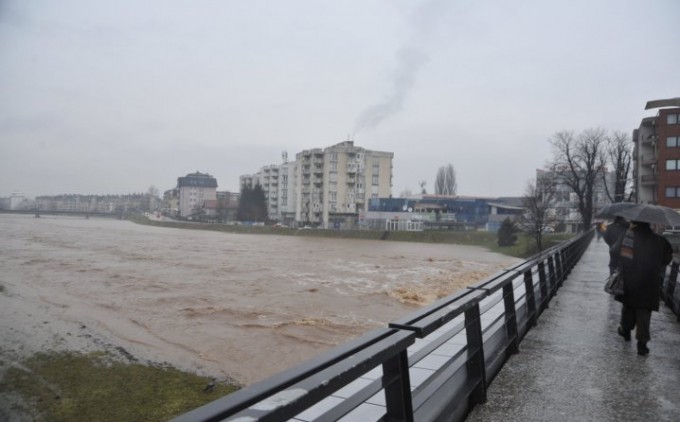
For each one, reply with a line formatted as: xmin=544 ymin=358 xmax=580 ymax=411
xmin=554 ymin=251 xmax=564 ymax=291
xmin=665 ymin=261 xmax=679 ymax=321
xmin=465 ymin=303 xmax=487 ymax=405
xmin=538 ymin=261 xmax=549 ymax=311
xmin=546 ymin=256 xmax=556 ymax=304
xmin=524 ymin=269 xmax=538 ymax=327
xmin=383 ymin=350 xmax=414 ymax=422
xmin=503 ymin=281 xmax=519 ymax=355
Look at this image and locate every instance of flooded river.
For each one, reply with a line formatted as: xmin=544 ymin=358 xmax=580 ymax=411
xmin=0 ymin=215 xmax=518 ymax=385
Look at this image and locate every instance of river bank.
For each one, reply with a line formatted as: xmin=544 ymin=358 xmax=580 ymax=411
xmin=131 ymin=215 xmax=571 ymax=259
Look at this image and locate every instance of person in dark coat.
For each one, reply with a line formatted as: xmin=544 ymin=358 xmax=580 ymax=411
xmin=604 ymin=216 xmax=629 ymax=275
xmin=615 ymin=221 xmax=673 ymax=355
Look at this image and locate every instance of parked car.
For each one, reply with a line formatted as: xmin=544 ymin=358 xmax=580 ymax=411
xmin=542 ymin=226 xmax=555 ymax=233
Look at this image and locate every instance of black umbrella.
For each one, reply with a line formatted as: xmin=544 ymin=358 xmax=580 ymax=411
xmin=614 ymin=203 xmax=680 ymax=227
xmin=595 ymin=202 xmax=637 ymax=219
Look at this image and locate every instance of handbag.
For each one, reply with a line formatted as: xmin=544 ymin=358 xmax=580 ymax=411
xmin=604 ymin=271 xmax=624 ymax=296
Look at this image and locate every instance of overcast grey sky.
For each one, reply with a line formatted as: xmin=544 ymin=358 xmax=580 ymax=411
xmin=1 ymin=0 xmax=679 ymax=198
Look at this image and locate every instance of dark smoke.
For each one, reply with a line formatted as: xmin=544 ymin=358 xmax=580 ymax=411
xmin=353 ymin=47 xmax=429 ymax=134
xmin=353 ymin=0 xmax=448 ymax=134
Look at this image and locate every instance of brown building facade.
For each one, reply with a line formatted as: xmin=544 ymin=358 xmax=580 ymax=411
xmin=633 ymin=98 xmax=680 ymax=209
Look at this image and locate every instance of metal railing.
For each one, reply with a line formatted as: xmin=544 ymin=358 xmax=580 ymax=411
xmin=172 ymin=230 xmax=594 ymax=422
xmin=663 ymin=261 xmax=680 ymax=321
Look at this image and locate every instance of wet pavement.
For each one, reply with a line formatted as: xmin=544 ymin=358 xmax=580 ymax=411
xmin=467 ymin=239 xmax=680 ymax=422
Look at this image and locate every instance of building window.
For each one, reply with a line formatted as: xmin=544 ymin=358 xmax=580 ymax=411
xmin=666 ymin=159 xmax=680 ymax=170
xmin=666 ymin=187 xmax=680 ymax=198
xmin=667 ymin=136 xmax=679 ymax=148
xmin=372 ymin=175 xmax=379 ymax=185
xmin=330 ymin=152 xmax=338 ymax=161
xmin=330 ymin=162 xmax=337 ymax=171
xmin=667 ymin=114 xmax=679 ymax=125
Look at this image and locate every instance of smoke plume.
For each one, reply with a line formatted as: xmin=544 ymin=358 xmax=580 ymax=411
xmin=353 ymin=0 xmax=448 ymax=134
xmin=353 ymin=47 xmax=429 ymax=134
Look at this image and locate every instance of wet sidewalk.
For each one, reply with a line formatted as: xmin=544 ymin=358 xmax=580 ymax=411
xmin=467 ymin=238 xmax=680 ymax=422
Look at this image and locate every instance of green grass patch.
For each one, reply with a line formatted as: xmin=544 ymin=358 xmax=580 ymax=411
xmin=0 ymin=351 xmax=239 ymax=421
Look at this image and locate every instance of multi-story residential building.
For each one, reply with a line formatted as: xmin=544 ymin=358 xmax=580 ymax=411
xmin=633 ymin=97 xmax=680 ymax=208
xmin=278 ymin=158 xmax=297 ymax=224
xmin=238 ymin=156 xmax=297 ymax=224
xmin=535 ymin=168 xmax=614 ymax=232
xmin=215 ymin=191 xmax=240 ymax=222
xmin=163 ymin=188 xmax=179 ymax=216
xmin=295 ymin=140 xmax=393 ymax=229
xmin=34 ymin=194 xmax=156 ymax=213
xmin=242 ymin=140 xmax=393 ymax=228
xmin=177 ymin=172 xmax=218 ymax=218
xmin=295 ymin=148 xmax=325 ymax=226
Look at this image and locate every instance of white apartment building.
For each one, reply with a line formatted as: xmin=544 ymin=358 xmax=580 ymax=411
xmin=536 ymin=168 xmax=614 ymax=232
xmin=177 ymin=172 xmax=218 ymax=218
xmin=241 ymin=140 xmax=393 ymax=228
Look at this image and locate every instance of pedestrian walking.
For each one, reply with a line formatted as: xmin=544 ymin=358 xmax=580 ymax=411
xmin=613 ymin=221 xmax=672 ymax=355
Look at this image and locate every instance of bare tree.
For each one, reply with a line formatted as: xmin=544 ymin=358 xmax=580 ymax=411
xmin=434 ymin=163 xmax=457 ymax=195
xmin=419 ymin=180 xmax=427 ymax=194
xmin=550 ymin=128 xmax=606 ymax=231
xmin=602 ymin=131 xmax=632 ymax=203
xmin=518 ymin=179 xmax=555 ymax=252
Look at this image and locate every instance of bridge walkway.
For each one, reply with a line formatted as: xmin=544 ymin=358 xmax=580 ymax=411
xmin=467 ymin=238 xmax=680 ymax=422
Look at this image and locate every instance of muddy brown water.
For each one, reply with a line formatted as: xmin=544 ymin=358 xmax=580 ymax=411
xmin=0 ymin=214 xmax=518 ymax=385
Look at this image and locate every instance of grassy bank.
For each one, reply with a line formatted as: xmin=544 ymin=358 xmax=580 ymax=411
xmin=130 ymin=216 xmax=573 ymax=259
xmin=0 ymin=351 xmax=238 ymax=421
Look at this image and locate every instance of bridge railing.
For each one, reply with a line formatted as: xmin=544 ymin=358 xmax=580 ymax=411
xmin=172 ymin=230 xmax=594 ymax=422
xmin=663 ymin=260 xmax=680 ymax=321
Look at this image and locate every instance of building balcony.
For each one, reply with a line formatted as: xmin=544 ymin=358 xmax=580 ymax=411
xmin=641 ymin=134 xmax=658 ymax=146
xmin=641 ymin=174 xmax=657 ymax=185
xmin=346 ymin=164 xmax=357 ymax=173
xmin=641 ymin=155 xmax=657 ymax=166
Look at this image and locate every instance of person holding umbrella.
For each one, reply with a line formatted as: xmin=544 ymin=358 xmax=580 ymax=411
xmin=613 ymin=204 xmax=675 ymax=356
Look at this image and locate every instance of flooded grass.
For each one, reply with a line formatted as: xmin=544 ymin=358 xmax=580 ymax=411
xmin=0 ymin=351 xmax=239 ymax=421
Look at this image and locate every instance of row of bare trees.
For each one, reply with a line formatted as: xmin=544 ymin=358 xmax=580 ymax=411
xmin=518 ymin=128 xmax=632 ymax=251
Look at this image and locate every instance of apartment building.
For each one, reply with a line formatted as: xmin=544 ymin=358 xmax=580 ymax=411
xmin=633 ymin=98 xmax=680 ymax=208
xmin=239 ymin=156 xmax=297 ymax=224
xmin=242 ymin=140 xmax=393 ymax=228
xmin=35 ymin=194 xmax=157 ymax=213
xmin=536 ymin=168 xmax=613 ymax=232
xmin=177 ymin=172 xmax=218 ymax=218
xmin=295 ymin=140 xmax=393 ymax=229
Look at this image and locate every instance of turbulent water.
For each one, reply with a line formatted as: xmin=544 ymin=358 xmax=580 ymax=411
xmin=0 ymin=214 xmax=517 ymax=385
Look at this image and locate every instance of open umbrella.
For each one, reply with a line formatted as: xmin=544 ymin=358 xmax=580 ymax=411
xmin=595 ymin=202 xmax=637 ymax=219
xmin=614 ymin=203 xmax=680 ymax=227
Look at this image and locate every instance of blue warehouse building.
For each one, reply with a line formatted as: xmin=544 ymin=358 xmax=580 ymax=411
xmin=367 ymin=195 xmax=524 ymax=231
